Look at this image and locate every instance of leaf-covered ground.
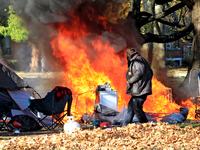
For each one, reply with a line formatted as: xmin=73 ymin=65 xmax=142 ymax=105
xmin=1 ymin=122 xmax=200 ymax=150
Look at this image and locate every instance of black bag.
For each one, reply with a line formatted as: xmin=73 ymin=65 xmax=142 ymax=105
xmin=8 ymin=115 xmax=42 ymax=132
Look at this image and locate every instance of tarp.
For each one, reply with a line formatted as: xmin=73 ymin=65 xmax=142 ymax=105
xmin=160 ymin=107 xmax=189 ymax=124
xmin=95 ymin=104 xmax=119 ymax=116
xmin=81 ymin=104 xmax=189 ymax=125
xmin=8 ymin=89 xmax=52 ymax=127
xmin=8 ymin=90 xmax=32 ymax=112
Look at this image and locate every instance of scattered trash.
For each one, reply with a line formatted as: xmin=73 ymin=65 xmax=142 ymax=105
xmin=92 ymin=120 xmax=101 ymax=127
xmin=100 ymin=122 xmax=112 ymax=128
xmin=8 ymin=115 xmax=42 ymax=132
xmin=96 ymin=82 xmax=112 ymax=91
xmin=14 ymin=130 xmax=20 ymax=134
xmin=13 ymin=121 xmax=22 ymax=128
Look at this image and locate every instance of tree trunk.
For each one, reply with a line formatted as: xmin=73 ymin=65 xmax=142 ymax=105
xmin=30 ymin=43 xmax=40 ymax=72
xmin=174 ymin=1 xmax=200 ymax=103
xmin=142 ymin=4 xmax=168 ymax=83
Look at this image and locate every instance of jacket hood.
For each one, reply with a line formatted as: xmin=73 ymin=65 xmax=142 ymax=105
xmin=130 ymin=51 xmax=140 ymax=61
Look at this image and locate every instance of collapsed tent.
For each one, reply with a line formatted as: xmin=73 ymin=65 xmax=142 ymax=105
xmin=0 ymin=63 xmax=51 ymax=130
xmin=81 ymin=103 xmax=189 ymax=125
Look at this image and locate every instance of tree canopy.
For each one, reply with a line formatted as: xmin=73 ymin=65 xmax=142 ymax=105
xmin=0 ymin=5 xmax=28 ymax=43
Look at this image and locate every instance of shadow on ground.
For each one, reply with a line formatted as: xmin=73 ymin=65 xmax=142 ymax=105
xmin=0 ymin=128 xmax=63 ymax=139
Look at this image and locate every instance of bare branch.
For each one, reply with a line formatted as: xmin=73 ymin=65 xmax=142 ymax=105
xmin=166 ymin=3 xmax=179 ymax=24
xmin=137 ymin=2 xmax=185 ymax=27
xmin=152 ymin=3 xmax=185 ymax=22
xmin=180 ymin=0 xmax=194 ymax=10
xmin=157 ymin=18 xmax=185 ymax=28
xmin=142 ymin=23 xmax=194 ymax=43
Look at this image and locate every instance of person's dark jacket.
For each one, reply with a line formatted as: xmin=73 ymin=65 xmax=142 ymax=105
xmin=126 ymin=51 xmax=153 ymax=96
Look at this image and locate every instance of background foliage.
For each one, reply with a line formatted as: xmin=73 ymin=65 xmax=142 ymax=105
xmin=0 ymin=6 xmax=28 ymax=43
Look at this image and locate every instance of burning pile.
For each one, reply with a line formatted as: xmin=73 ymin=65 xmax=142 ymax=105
xmin=49 ymin=10 xmax=199 ymax=121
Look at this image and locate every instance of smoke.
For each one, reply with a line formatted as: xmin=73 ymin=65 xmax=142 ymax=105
xmin=8 ymin=0 xmax=145 ymax=79
xmin=12 ymin=0 xmax=80 ymax=71
xmin=11 ymin=0 xmax=141 ymax=71
xmin=12 ymin=42 xmax=32 ymax=71
xmin=13 ymin=0 xmax=79 ymax=24
xmin=8 ymin=0 xmax=145 ymax=95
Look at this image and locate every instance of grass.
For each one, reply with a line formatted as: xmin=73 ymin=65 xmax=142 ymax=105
xmin=161 ymin=76 xmax=185 ymax=90
xmin=168 ymin=69 xmax=187 ymax=73
xmin=177 ymin=123 xmax=200 ymax=128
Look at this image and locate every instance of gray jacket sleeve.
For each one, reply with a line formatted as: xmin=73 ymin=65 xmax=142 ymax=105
xmin=127 ymin=59 xmax=145 ymax=85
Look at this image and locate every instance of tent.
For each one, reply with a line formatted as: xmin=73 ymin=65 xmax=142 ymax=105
xmin=0 ymin=62 xmax=49 ymax=126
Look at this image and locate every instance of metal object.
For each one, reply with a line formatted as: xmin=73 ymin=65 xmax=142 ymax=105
xmin=195 ymin=96 xmax=200 ymax=119
xmin=96 ymin=91 xmax=118 ymax=111
xmin=64 ymin=116 xmax=80 ymax=133
xmin=164 ymin=88 xmax=173 ymax=103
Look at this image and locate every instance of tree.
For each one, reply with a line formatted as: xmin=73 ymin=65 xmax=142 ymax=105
xmin=124 ymin=0 xmax=196 ymax=102
xmin=104 ymin=0 xmax=192 ymax=84
xmin=0 ymin=3 xmax=42 ymax=72
xmin=173 ymin=0 xmax=200 ymax=102
xmin=0 ymin=5 xmax=28 ymax=43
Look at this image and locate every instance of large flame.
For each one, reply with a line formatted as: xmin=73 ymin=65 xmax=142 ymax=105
xmin=50 ymin=7 xmax=198 ymax=122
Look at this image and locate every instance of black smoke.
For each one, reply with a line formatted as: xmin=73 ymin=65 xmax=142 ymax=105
xmin=11 ymin=0 xmax=143 ymax=71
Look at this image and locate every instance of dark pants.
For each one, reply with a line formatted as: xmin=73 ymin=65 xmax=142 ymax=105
xmin=122 ymin=95 xmax=148 ymax=126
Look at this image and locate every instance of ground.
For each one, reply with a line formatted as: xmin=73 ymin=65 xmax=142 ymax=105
xmin=165 ymin=67 xmax=187 ymax=89
xmin=0 ymin=68 xmax=196 ymax=148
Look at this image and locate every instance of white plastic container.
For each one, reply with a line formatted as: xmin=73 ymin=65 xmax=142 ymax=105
xmin=64 ymin=116 xmax=80 ymax=133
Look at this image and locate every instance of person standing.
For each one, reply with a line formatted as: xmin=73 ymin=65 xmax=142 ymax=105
xmin=122 ymin=48 xmax=153 ymax=126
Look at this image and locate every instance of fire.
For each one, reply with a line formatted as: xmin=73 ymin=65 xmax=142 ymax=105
xmin=180 ymin=99 xmax=198 ymax=120
xmin=144 ymin=77 xmax=180 ymax=114
xmin=50 ymin=6 xmax=198 ymax=122
xmin=51 ymin=32 xmax=128 ymax=120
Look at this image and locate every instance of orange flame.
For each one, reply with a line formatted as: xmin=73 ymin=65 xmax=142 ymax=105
xmin=144 ymin=77 xmax=180 ymax=114
xmin=180 ymin=99 xmax=199 ymax=120
xmin=50 ymin=10 xmax=198 ymax=122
